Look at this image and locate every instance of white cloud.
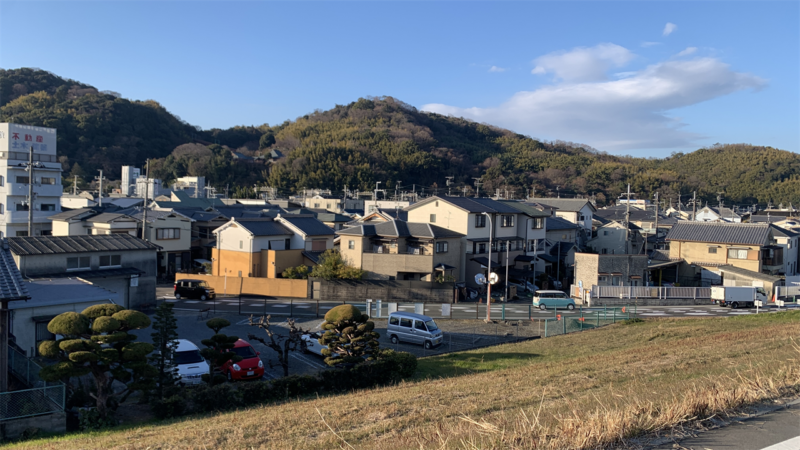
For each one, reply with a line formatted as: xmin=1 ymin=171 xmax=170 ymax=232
xmin=422 ymin=53 xmax=766 ymax=152
xmin=663 ymin=22 xmax=677 ymax=36
xmin=641 ymin=41 xmax=661 ymax=48
xmin=488 ymin=66 xmax=507 ymax=73
xmin=676 ymin=47 xmax=697 ymax=57
xmin=531 ymin=43 xmax=634 ymax=82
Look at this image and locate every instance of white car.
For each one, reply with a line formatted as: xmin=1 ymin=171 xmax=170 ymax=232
xmin=174 ymin=339 xmax=209 ymax=385
xmin=301 ymin=333 xmax=329 ymax=357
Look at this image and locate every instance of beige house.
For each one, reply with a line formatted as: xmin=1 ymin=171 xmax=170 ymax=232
xmin=404 ymin=196 xmax=545 ymax=288
xmin=666 ymin=222 xmax=776 ymax=283
xmin=336 ymin=220 xmax=464 ymax=281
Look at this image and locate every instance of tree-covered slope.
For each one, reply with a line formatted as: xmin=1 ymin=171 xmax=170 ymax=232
xmin=1 ymin=69 xmax=798 ymax=205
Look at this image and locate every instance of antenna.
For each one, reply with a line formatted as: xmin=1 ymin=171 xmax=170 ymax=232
xmin=446 ymin=176 xmax=454 ymax=196
xmin=473 ymin=178 xmax=482 ymax=198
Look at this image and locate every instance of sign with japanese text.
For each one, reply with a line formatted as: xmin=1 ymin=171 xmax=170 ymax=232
xmin=0 ymin=123 xmax=57 ymax=155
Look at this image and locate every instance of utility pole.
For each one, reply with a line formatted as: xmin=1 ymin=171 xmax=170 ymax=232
xmin=73 ymin=175 xmax=78 ymax=195
xmin=504 ymin=240 xmax=510 ymax=302
xmin=374 ymin=181 xmax=381 ymax=201
xmin=556 ymin=186 xmax=560 ymax=198
xmin=473 ymin=178 xmax=482 ymax=198
xmin=95 ymin=170 xmax=106 ymax=207
xmin=142 ymin=159 xmax=149 ymax=241
xmin=692 ymin=191 xmax=697 ymax=221
xmin=462 ymin=186 xmax=468 ymax=197
xmin=618 ymin=184 xmax=634 ymax=254
xmin=446 ymin=176 xmax=453 ymax=196
xmin=653 ymin=192 xmax=659 ymax=248
xmin=27 ymin=147 xmax=34 ymax=237
xmin=395 ymin=181 xmax=401 ymax=201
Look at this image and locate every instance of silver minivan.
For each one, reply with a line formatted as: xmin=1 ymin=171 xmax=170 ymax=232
xmin=387 ymin=312 xmax=443 ymax=349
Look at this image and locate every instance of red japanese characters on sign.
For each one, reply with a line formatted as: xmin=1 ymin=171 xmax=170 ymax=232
xmin=24 ymin=134 xmax=32 ymax=141
xmin=36 ymin=136 xmax=43 ymax=143
xmin=12 ymin=133 xmax=20 ymax=140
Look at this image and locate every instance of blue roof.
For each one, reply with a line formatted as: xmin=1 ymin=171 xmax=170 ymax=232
xmin=410 ymin=196 xmax=520 ymax=214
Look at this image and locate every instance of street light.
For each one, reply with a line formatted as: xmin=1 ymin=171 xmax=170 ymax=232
xmin=483 ymin=212 xmax=493 ymax=321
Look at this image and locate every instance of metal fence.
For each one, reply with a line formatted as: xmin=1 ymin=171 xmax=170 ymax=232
xmin=2 ymin=347 xmax=65 ymax=421
xmin=776 ymin=285 xmax=800 ymax=300
xmin=591 ymin=286 xmax=710 ymax=299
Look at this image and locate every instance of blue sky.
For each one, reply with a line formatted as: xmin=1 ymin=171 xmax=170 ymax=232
xmin=1 ymin=1 xmax=797 ymax=157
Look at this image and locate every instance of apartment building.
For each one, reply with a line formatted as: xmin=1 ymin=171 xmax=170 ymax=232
xmin=0 ymin=123 xmax=63 ymax=237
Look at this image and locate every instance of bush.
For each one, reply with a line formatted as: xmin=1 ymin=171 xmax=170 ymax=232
xmin=238 ymin=381 xmax=277 ymax=406
xmin=151 ymin=395 xmax=187 ymax=420
xmin=381 ymin=350 xmax=418 ymax=378
xmin=622 ymin=318 xmax=645 ymax=325
xmin=191 ymin=384 xmax=241 ymax=413
xmin=77 ymin=407 xmax=117 ymax=431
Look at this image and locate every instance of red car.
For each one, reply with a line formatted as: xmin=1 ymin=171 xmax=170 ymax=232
xmin=222 ymin=339 xmax=264 ymax=381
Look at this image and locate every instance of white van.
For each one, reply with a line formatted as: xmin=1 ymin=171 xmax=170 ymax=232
xmin=387 ymin=312 xmax=443 ymax=349
xmin=174 ymin=339 xmax=210 ymax=385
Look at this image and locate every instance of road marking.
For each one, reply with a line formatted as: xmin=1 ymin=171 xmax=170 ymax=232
xmin=728 ymin=311 xmax=754 ymax=315
xmin=291 ymin=353 xmax=326 ymax=369
xmin=270 ymin=305 xmax=289 ymax=308
xmin=686 ymin=313 xmax=713 ymax=315
xmin=165 ymin=299 xmax=178 ymax=303
xmin=759 ymin=435 xmax=800 ymax=450
xmin=295 ymin=306 xmax=311 ymax=309
xmin=184 ymin=300 xmax=200 ymax=304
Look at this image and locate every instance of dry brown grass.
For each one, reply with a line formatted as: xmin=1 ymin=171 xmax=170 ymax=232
xmin=14 ymin=312 xmax=800 ymax=450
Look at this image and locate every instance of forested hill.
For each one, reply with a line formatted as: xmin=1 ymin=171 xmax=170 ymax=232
xmin=1 ymin=68 xmax=798 ymax=205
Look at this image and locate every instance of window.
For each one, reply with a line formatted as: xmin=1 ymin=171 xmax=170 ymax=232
xmin=285 ymin=238 xmax=291 ymax=249
xmin=35 ymin=322 xmax=55 ymax=356
xmin=16 ymin=203 xmax=28 ymax=211
xmin=0 ymin=204 xmax=3 ymax=214
xmin=728 ymin=249 xmax=748 ymax=260
xmin=314 ymin=203 xmax=320 ymax=208
xmin=501 ymin=215 xmax=514 ymax=227
xmin=603 ymin=231 xmax=609 ymax=236
xmin=326 ymin=203 xmax=331 ymax=209
xmin=601 ymin=248 xmax=608 ymax=254
xmin=15 ymin=176 xmax=29 ymax=184
xmin=239 ymin=240 xmax=243 ymax=249
xmin=561 ymin=234 xmax=567 ymax=239
xmin=436 ymin=241 xmax=448 ymax=253
xmin=399 ymin=318 xmax=412 ymax=328
xmin=531 ymin=217 xmax=543 ymax=229
xmin=0 ymin=175 xmax=4 ymax=186
xmin=15 ymin=231 xmax=28 ymax=237
xmin=67 ymin=256 xmax=90 ymax=270
xmin=478 ymin=243 xmax=487 ymax=254
xmin=415 ymin=320 xmax=427 ymax=331
xmin=99 ymin=255 xmax=121 ymax=267
xmin=499 ymin=241 xmax=507 ymax=251
xmin=708 ymin=247 xmax=717 ymax=254
xmin=41 ymin=204 xmax=56 ymax=211
xmin=156 ymin=228 xmax=180 ymax=240
xmin=429 ymin=214 xmax=436 ymax=223
xmin=348 ymin=240 xmax=355 ymax=250
xmin=389 ymin=316 xmax=399 ymax=325
xmin=40 ymin=177 xmax=56 ymax=185
xmin=475 ymin=214 xmax=486 ymax=228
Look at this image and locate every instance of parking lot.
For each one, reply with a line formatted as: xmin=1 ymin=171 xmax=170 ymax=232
xmin=132 ymin=309 xmax=540 ymax=380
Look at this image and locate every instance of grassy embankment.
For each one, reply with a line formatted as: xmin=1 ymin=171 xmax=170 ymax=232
xmin=11 ymin=312 xmax=800 ymax=450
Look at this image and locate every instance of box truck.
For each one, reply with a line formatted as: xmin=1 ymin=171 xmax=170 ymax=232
xmin=711 ymin=286 xmax=769 ymax=309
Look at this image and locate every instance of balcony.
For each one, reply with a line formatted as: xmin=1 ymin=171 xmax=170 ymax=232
xmin=1 ymin=210 xmax=60 ymax=224
xmin=362 ymin=253 xmax=433 ymax=273
xmin=5 ymin=182 xmax=62 ymax=198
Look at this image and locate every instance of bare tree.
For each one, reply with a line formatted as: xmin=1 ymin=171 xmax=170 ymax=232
xmin=247 ymin=315 xmax=312 ymax=377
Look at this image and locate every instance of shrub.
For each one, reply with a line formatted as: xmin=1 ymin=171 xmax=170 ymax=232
xmin=622 ymin=318 xmax=645 ymax=325
xmin=191 ymin=384 xmax=242 ymax=413
xmin=151 ymin=395 xmax=187 ymax=420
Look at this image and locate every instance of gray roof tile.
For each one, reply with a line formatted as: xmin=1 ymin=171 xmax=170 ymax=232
xmin=527 ymin=198 xmax=595 ymax=212
xmin=0 ymin=239 xmax=29 ymax=301
xmin=665 ymin=222 xmax=771 ymax=245
xmin=235 ymin=219 xmax=292 ymax=237
xmin=279 ymin=215 xmax=335 ymax=236
xmin=8 ymin=234 xmax=160 ymax=256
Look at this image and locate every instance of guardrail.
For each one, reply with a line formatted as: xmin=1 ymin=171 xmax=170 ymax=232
xmin=2 ymin=347 xmax=65 ymax=421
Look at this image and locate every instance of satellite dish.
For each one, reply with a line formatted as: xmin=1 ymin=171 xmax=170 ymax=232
xmin=488 ymin=273 xmax=499 ymax=285
xmin=475 ymin=273 xmax=487 ymax=285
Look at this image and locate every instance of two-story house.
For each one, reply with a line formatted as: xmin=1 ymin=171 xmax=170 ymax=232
xmin=405 ymin=196 xmax=543 ymax=289
xmin=527 ymin=198 xmax=594 ymax=243
xmin=587 ymin=221 xmax=645 ymax=255
xmin=7 ymin=234 xmax=158 ymax=309
xmin=768 ymin=225 xmax=799 ymax=276
xmin=665 ymin=222 xmax=777 ymax=284
xmin=212 ymin=215 xmax=335 ymax=278
xmin=694 ymin=205 xmax=743 ymax=223
xmin=336 ymin=220 xmax=464 ymax=281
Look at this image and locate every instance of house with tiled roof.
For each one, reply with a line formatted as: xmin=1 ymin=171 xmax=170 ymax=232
xmin=665 ymin=222 xmax=778 ymax=280
xmin=336 ymin=220 xmax=464 ymax=282
xmin=694 ymin=205 xmax=743 ymax=223
xmin=405 ymin=196 xmax=545 ymax=288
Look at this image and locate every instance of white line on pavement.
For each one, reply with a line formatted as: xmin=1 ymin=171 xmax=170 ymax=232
xmin=759 ymin=436 xmax=800 ymax=450
xmin=183 ymin=300 xmax=200 ymax=304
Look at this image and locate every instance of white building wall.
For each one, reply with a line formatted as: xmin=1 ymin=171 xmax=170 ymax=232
xmin=0 ymin=123 xmax=62 ymax=237
xmin=121 ymin=166 xmax=141 ymax=196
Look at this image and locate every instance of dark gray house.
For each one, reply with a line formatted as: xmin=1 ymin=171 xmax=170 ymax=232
xmin=7 ymin=234 xmax=159 ymax=309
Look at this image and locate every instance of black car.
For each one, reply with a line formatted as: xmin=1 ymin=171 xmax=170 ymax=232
xmin=174 ymin=279 xmax=216 ymax=300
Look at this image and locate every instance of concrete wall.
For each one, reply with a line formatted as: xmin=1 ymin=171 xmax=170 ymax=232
xmin=175 ymin=273 xmax=308 ymax=298
xmin=0 ymin=411 xmax=66 ymax=441
xmin=212 ymin=248 xmax=258 ymax=278
xmin=51 ymin=220 xmax=83 ymax=236
xmin=311 ymin=278 xmax=455 ymax=303
xmin=574 ymin=253 xmax=600 ymax=290
xmin=362 ymin=253 xmax=433 ymax=279
xmin=670 ymin=241 xmax=761 ymax=272
xmin=14 ymin=250 xmax=157 ymax=279
xmin=575 ymin=253 xmax=649 ymax=289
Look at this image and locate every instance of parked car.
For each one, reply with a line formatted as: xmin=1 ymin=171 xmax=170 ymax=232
xmin=174 ymin=339 xmax=210 ymax=386
xmin=174 ymin=279 xmax=216 ymax=300
xmin=301 ymin=332 xmax=330 ymax=357
xmin=509 ymin=279 xmax=539 ymax=293
xmin=387 ymin=312 xmax=443 ymax=349
xmin=533 ymin=290 xmax=575 ymax=310
xmin=221 ymin=339 xmax=264 ymax=381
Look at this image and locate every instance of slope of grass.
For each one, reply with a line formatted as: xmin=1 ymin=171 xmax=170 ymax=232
xmin=12 ymin=312 xmax=800 ymax=450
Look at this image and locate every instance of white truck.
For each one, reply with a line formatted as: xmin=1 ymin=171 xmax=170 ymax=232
xmin=711 ymin=286 xmax=769 ymax=309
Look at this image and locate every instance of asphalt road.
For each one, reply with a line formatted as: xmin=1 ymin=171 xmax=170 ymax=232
xmin=648 ymin=399 xmax=800 ymax=450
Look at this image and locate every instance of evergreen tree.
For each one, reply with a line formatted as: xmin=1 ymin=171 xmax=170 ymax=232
xmin=319 ymin=304 xmax=380 ymax=367
xmin=149 ymin=302 xmax=179 ymax=399
xmin=199 ymin=318 xmax=241 ymax=385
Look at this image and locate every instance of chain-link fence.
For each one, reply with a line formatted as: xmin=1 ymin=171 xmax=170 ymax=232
xmin=2 ymin=347 xmax=66 ymax=421
xmin=538 ymin=307 xmax=633 ymax=338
